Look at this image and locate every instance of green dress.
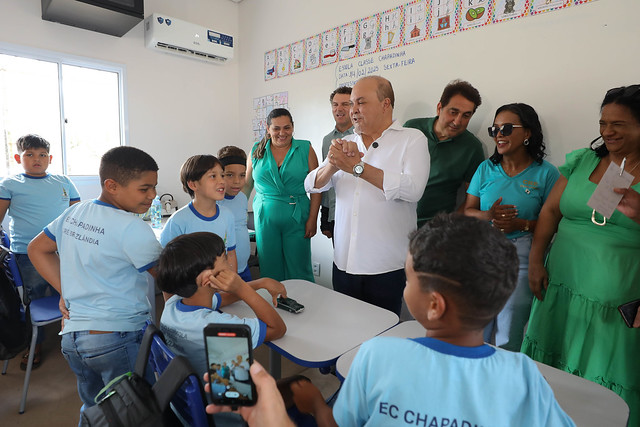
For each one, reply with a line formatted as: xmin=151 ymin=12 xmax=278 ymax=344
xmin=251 ymin=138 xmax=314 ymax=282
xmin=522 ymin=148 xmax=640 ymax=425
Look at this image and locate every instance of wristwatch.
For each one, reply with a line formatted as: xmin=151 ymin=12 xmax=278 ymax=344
xmin=353 ymin=161 xmax=365 ymax=178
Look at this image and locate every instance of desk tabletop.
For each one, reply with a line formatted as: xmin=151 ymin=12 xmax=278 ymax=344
xmin=335 ymin=321 xmax=629 ymax=426
xmin=222 ymin=279 xmax=399 ymax=368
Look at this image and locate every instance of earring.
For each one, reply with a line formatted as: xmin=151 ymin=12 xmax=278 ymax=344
xmin=523 ymin=139 xmax=530 ymax=146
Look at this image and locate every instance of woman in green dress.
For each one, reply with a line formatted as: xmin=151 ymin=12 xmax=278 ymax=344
xmin=245 ymin=108 xmax=320 ymax=282
xmin=522 ymin=85 xmax=640 ymax=425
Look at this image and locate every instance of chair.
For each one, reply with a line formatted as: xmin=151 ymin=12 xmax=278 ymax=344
xmin=0 ymin=230 xmax=62 ymax=414
xmin=145 ymin=322 xmax=211 ymax=427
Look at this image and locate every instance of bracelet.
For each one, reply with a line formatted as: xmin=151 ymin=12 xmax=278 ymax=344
xmin=523 ymin=220 xmax=530 ymax=232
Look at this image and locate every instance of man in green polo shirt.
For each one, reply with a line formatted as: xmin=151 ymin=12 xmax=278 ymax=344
xmin=404 ymin=80 xmax=485 ymax=227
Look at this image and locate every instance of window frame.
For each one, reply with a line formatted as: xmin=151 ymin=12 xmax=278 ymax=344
xmin=0 ymin=42 xmax=129 ymax=177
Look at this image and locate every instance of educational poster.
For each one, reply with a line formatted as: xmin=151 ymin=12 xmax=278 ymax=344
xmin=574 ymin=0 xmax=597 ymax=4
xmin=430 ymin=0 xmax=459 ymax=38
xmin=321 ymin=28 xmax=339 ymax=66
xmin=264 ymin=50 xmax=276 ymax=81
xmin=305 ymin=35 xmax=321 ymax=70
xmin=493 ymin=0 xmax=529 ymax=23
xmin=339 ymin=22 xmax=358 ymax=61
xmin=379 ymin=7 xmax=404 ymax=51
xmin=277 ymin=46 xmax=290 ymax=78
xmin=358 ymin=15 xmax=379 ymax=56
xmin=460 ymin=0 xmax=492 ymax=31
xmin=252 ymin=92 xmax=289 ymax=141
xmin=404 ymin=1 xmax=429 ymax=45
xmin=530 ymin=0 xmax=571 ymax=15
xmin=290 ymin=41 xmax=304 ymax=74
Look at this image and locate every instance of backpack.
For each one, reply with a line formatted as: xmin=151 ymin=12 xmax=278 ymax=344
xmin=0 ymin=246 xmax=32 ymax=360
xmin=80 ymin=324 xmax=199 ymax=427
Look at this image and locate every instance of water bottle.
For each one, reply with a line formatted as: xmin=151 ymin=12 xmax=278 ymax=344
xmin=150 ymin=196 xmax=162 ymax=229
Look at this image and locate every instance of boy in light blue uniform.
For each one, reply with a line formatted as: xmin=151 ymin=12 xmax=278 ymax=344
xmin=291 ymin=214 xmax=575 ymax=427
xmin=0 ymin=134 xmax=80 ymax=369
xmin=28 ymin=146 xmax=162 ymax=415
xmin=217 ymin=145 xmax=252 ymax=281
xmin=157 ymin=232 xmax=286 ymax=377
xmin=160 ymin=155 xmax=238 ymax=273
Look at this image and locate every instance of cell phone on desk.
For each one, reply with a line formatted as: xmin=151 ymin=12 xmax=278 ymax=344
xmin=618 ymin=299 xmax=640 ymax=328
xmin=204 ymin=324 xmax=257 ymax=406
xmin=277 ymin=296 xmax=304 ymax=314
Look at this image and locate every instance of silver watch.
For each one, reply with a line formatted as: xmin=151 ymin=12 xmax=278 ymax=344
xmin=353 ymin=161 xmax=364 ymax=177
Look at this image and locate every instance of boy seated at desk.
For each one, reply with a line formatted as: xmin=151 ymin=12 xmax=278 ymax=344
xmin=291 ymin=213 xmax=575 ymax=427
xmin=157 ymin=231 xmax=286 ymax=377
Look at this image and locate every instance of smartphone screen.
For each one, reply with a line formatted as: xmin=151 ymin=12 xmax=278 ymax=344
xmin=204 ymin=324 xmax=257 ymax=406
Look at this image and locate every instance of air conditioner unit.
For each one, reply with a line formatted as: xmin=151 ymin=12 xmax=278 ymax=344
xmin=144 ymin=14 xmax=233 ymax=64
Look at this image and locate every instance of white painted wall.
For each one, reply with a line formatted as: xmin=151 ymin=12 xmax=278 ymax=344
xmin=0 ymin=0 xmax=240 ymax=207
xmin=238 ymin=0 xmax=640 ymax=287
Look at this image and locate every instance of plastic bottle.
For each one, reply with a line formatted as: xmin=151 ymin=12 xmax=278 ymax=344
xmin=150 ymin=196 xmax=162 ymax=229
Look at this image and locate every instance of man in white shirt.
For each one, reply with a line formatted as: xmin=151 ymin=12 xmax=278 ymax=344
xmin=304 ymin=76 xmax=429 ymax=315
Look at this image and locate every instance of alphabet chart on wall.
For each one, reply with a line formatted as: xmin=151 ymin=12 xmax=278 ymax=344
xmin=264 ymin=0 xmax=597 ymax=80
xmin=252 ymin=92 xmax=289 ymax=142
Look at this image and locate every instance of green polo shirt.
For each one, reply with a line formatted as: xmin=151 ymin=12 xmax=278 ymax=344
xmin=404 ymin=116 xmax=485 ymax=227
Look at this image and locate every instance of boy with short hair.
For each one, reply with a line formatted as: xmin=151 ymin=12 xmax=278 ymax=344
xmin=157 ymin=231 xmax=286 ymax=376
xmin=292 ymin=213 xmax=575 ymax=426
xmin=0 ymin=134 xmax=80 ymax=369
xmin=160 ymin=154 xmax=238 ymax=273
xmin=217 ymin=146 xmax=252 ymax=281
xmin=27 ymin=146 xmax=162 ymax=411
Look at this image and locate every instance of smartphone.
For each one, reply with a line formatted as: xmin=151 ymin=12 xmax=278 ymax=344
xmin=618 ymin=299 xmax=640 ymax=328
xmin=277 ymin=296 xmax=305 ymax=314
xmin=204 ymin=324 xmax=257 ymax=406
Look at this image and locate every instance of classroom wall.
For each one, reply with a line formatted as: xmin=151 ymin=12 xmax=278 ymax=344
xmin=0 ymin=0 xmax=240 ymax=206
xmin=237 ymin=0 xmax=640 ymax=287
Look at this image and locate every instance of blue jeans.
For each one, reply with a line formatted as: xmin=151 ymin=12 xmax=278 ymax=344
xmin=484 ymin=234 xmax=534 ymax=351
xmin=15 ymin=253 xmax=59 ymax=344
xmin=332 ymin=264 xmax=406 ymax=315
xmin=61 ymin=329 xmax=145 ymax=408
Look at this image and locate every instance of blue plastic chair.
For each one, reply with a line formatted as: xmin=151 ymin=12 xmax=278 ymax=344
xmin=0 ymin=231 xmax=62 ymax=414
xmin=145 ymin=322 xmax=210 ymax=427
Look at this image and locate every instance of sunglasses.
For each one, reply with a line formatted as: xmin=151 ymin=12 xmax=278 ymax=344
xmin=488 ymin=124 xmax=524 ymax=138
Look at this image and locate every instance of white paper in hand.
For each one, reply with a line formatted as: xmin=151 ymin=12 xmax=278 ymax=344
xmin=587 ymin=161 xmax=634 ymax=219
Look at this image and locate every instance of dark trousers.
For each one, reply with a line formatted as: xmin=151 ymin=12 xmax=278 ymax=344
xmin=332 ymin=264 xmax=406 ymax=316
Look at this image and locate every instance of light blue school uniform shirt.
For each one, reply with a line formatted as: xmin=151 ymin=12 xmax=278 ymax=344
xmin=44 ymin=200 xmax=161 ymax=333
xmin=218 ymin=193 xmax=250 ymax=274
xmin=159 ymin=294 xmax=266 ymax=376
xmin=160 ymin=201 xmax=236 ymax=250
xmin=333 ymin=336 xmax=575 ymax=427
xmin=467 ymin=159 xmax=560 ymax=239
xmin=0 ymin=173 xmax=80 ymax=253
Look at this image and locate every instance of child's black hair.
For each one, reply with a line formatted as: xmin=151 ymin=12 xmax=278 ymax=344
xmin=99 ymin=146 xmax=158 ymax=187
xmin=179 ymin=155 xmax=224 ymax=197
xmin=156 ymin=232 xmax=226 ymax=298
xmin=16 ymin=134 xmax=50 ymax=153
xmin=408 ymin=213 xmax=518 ymax=330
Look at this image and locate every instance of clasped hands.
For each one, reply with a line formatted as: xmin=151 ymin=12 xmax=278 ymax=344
xmin=327 ymin=138 xmax=363 ymax=173
xmin=489 ymin=197 xmax=519 ymax=233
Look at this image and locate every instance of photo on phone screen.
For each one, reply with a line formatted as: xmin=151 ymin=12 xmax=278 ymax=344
xmin=204 ymin=323 xmax=257 ymax=406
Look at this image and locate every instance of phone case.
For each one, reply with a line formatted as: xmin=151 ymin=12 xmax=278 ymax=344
xmin=618 ymin=299 xmax=640 ymax=328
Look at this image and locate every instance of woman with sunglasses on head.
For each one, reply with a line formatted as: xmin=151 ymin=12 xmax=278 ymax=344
xmin=463 ymin=103 xmax=559 ymax=351
xmin=522 ymin=85 xmax=640 ymax=425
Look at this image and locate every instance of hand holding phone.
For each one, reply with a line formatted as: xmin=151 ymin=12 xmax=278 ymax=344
xmin=618 ymin=299 xmax=640 ymax=328
xmin=204 ymin=324 xmax=257 ymax=406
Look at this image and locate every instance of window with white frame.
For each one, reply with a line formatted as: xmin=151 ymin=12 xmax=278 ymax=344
xmin=0 ymin=46 xmax=125 ymax=177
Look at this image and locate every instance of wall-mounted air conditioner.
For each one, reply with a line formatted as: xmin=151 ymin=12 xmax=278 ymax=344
xmin=144 ymin=14 xmax=234 ymax=64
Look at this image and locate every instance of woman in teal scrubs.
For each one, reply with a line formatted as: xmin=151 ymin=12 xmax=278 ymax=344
xmin=245 ymin=108 xmax=320 ymax=281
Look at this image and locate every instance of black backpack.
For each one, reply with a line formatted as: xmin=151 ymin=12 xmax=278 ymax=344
xmin=0 ymin=245 xmax=32 ymax=361
xmin=80 ymin=324 xmax=205 ymax=427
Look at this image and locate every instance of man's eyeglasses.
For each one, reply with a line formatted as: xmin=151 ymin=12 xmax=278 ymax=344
xmin=488 ymin=124 xmax=524 ymax=138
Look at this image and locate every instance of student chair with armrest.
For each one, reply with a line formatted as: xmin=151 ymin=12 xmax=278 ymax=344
xmin=0 ymin=230 xmax=62 ymax=414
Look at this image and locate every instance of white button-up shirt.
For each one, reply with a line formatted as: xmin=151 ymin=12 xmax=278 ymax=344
xmin=305 ymin=120 xmax=430 ymax=275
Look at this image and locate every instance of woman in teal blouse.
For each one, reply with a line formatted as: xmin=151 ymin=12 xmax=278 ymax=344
xmin=245 ymin=108 xmax=320 ymax=281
